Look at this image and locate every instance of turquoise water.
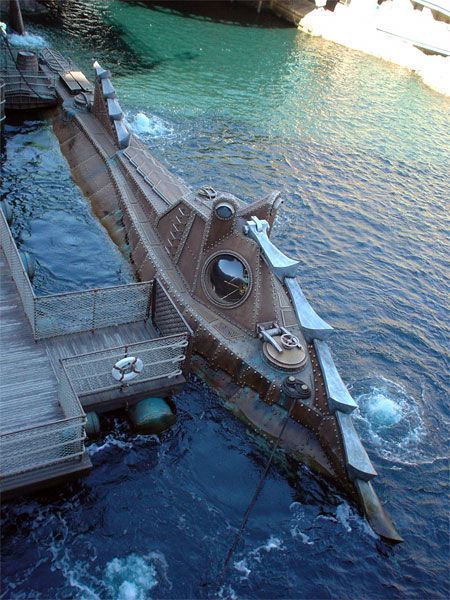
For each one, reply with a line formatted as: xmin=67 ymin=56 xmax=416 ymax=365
xmin=1 ymin=1 xmax=449 ymax=598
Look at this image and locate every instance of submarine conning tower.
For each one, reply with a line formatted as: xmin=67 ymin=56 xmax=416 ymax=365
xmin=47 ymin=57 xmax=402 ymax=542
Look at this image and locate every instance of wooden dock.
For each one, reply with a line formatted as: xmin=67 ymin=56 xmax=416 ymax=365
xmin=0 ymin=210 xmax=191 ymax=497
xmin=0 ymin=251 xmax=63 ymax=433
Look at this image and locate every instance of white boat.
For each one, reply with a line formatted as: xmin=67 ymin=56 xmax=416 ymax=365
xmin=376 ymin=0 xmax=450 ymax=56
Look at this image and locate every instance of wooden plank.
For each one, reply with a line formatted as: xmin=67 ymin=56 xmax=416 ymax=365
xmin=0 ymin=251 xmax=63 ymax=434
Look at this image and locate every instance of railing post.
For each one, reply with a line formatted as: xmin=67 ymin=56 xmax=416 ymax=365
xmin=151 ymin=279 xmax=157 ymax=327
xmin=145 ymin=281 xmax=153 ymax=322
xmin=92 ymin=288 xmax=97 ymax=332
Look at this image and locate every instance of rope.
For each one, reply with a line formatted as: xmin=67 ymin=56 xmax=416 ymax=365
xmin=1 ymin=32 xmax=49 ymax=101
xmin=217 ymin=394 xmax=297 ymax=589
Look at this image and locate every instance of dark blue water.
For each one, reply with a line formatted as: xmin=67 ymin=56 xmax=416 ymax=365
xmin=1 ymin=1 xmax=449 ymax=598
xmin=1 ymin=120 xmax=133 ymax=294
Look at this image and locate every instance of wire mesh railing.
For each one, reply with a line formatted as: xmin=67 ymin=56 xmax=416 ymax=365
xmin=33 ymin=281 xmax=152 ymax=340
xmin=62 ymin=334 xmax=189 ymax=397
xmin=1 ymin=367 xmax=86 ymax=479
xmin=0 ymin=207 xmax=36 ymax=329
xmin=152 ymin=279 xmax=193 ymax=338
xmin=0 ymin=416 xmax=86 ymax=478
xmin=1 ymin=206 xmax=153 ymax=340
xmin=0 ymin=195 xmax=192 ymax=482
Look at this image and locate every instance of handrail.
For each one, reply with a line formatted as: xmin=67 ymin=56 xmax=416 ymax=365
xmin=0 ymin=415 xmax=84 ymax=438
xmin=58 ymin=332 xmax=188 ymax=362
xmin=153 ymin=277 xmax=194 ymax=336
xmin=1 ymin=208 xmax=154 ymax=340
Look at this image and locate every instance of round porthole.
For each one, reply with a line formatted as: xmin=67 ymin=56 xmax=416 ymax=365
xmin=214 ymin=202 xmax=235 ymax=220
xmin=202 ymin=252 xmax=252 ymax=308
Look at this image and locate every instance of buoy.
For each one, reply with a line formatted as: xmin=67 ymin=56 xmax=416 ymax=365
xmin=129 ymin=397 xmax=176 ymax=434
xmin=0 ymin=200 xmax=13 ymax=225
xmin=19 ymin=250 xmax=36 ymax=279
xmin=85 ymin=412 xmax=101 ymax=438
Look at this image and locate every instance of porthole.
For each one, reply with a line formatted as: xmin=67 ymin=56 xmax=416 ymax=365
xmin=202 ymin=252 xmax=252 ymax=308
xmin=214 ymin=202 xmax=235 ymax=220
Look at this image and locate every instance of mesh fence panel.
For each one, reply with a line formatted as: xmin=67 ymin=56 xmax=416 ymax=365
xmin=0 ymin=419 xmax=85 ymax=477
xmin=62 ymin=334 xmax=189 ymax=395
xmin=0 ymin=209 xmax=35 ymax=329
xmin=153 ymin=280 xmax=190 ymax=337
xmin=0 ymin=352 xmax=86 ymax=478
xmin=34 ymin=282 xmax=152 ymax=340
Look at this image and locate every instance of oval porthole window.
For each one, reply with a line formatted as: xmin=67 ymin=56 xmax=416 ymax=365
xmin=215 ymin=202 xmax=235 ymax=220
xmin=204 ymin=253 xmax=251 ymax=307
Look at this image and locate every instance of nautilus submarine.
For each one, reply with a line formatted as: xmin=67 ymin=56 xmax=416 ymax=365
xmin=19 ymin=47 xmax=401 ymax=542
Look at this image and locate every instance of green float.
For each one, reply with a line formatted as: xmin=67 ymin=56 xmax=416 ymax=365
xmin=85 ymin=412 xmax=101 ymax=438
xmin=129 ymin=397 xmax=176 ymax=434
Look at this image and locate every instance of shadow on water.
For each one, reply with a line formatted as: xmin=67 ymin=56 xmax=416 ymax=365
xmin=21 ymin=0 xmax=155 ymax=74
xmin=121 ymin=0 xmax=292 ymax=28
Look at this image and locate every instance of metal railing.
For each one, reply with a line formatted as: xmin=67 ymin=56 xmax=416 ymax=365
xmin=0 ymin=208 xmax=152 ymax=340
xmin=0 ymin=78 xmax=5 ymax=124
xmin=33 ymin=281 xmax=152 ymax=340
xmin=152 ymin=279 xmax=193 ymax=338
xmin=1 ymin=369 xmax=86 ymax=478
xmin=62 ymin=334 xmax=189 ymax=397
xmin=0 ymin=206 xmax=36 ymax=329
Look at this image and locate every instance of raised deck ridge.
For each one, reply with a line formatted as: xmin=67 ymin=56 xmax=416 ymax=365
xmin=336 ymin=411 xmax=377 ymax=481
xmin=313 ymin=339 xmax=358 ymax=414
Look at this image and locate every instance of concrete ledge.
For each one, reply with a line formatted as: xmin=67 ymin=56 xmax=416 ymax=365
xmin=314 ymin=339 xmax=357 ymax=413
xmin=336 ymin=411 xmax=377 ymax=481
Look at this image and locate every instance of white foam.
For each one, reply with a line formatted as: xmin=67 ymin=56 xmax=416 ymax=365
xmin=87 ymin=431 xmax=159 ymax=456
xmin=8 ymin=33 xmax=47 ymax=49
xmin=335 ymin=503 xmax=352 ymax=533
xmin=289 ymin=502 xmax=314 ymax=545
xmin=104 ymin=554 xmax=159 ymax=600
xmin=353 ymin=378 xmax=425 ymax=463
xmin=335 ymin=501 xmax=378 ymax=539
xmin=234 ymin=558 xmax=251 ymax=579
xmin=217 ymin=584 xmax=238 ymax=599
xmin=233 ymin=534 xmax=285 ymax=581
xmin=127 ymin=112 xmax=174 ymax=138
xmin=364 ymin=391 xmax=403 ymax=428
xmin=299 ymin=1 xmax=450 ymax=97
xmin=87 ymin=435 xmax=134 ymax=456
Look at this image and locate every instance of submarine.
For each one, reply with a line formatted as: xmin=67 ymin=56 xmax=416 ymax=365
xmin=0 ymin=19 xmax=402 ymax=543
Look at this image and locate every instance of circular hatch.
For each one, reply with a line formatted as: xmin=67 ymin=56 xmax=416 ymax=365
xmin=202 ymin=252 xmax=252 ymax=308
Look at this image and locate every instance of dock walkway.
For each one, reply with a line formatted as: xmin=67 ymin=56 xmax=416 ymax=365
xmin=0 ymin=210 xmax=191 ymax=497
xmin=0 ymin=251 xmax=62 ymax=434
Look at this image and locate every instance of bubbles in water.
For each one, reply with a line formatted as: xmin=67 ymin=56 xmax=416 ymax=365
xmin=289 ymin=502 xmax=314 ymax=545
xmin=334 ymin=502 xmax=377 ymax=539
xmin=104 ymin=554 xmax=159 ymax=600
xmin=127 ymin=112 xmax=174 ymax=138
xmin=363 ymin=391 xmax=403 ymax=429
xmin=352 ymin=377 xmax=425 ymax=463
xmin=233 ymin=535 xmax=285 ymax=580
xmin=8 ymin=33 xmax=47 ymax=49
xmin=87 ymin=435 xmax=134 ymax=456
